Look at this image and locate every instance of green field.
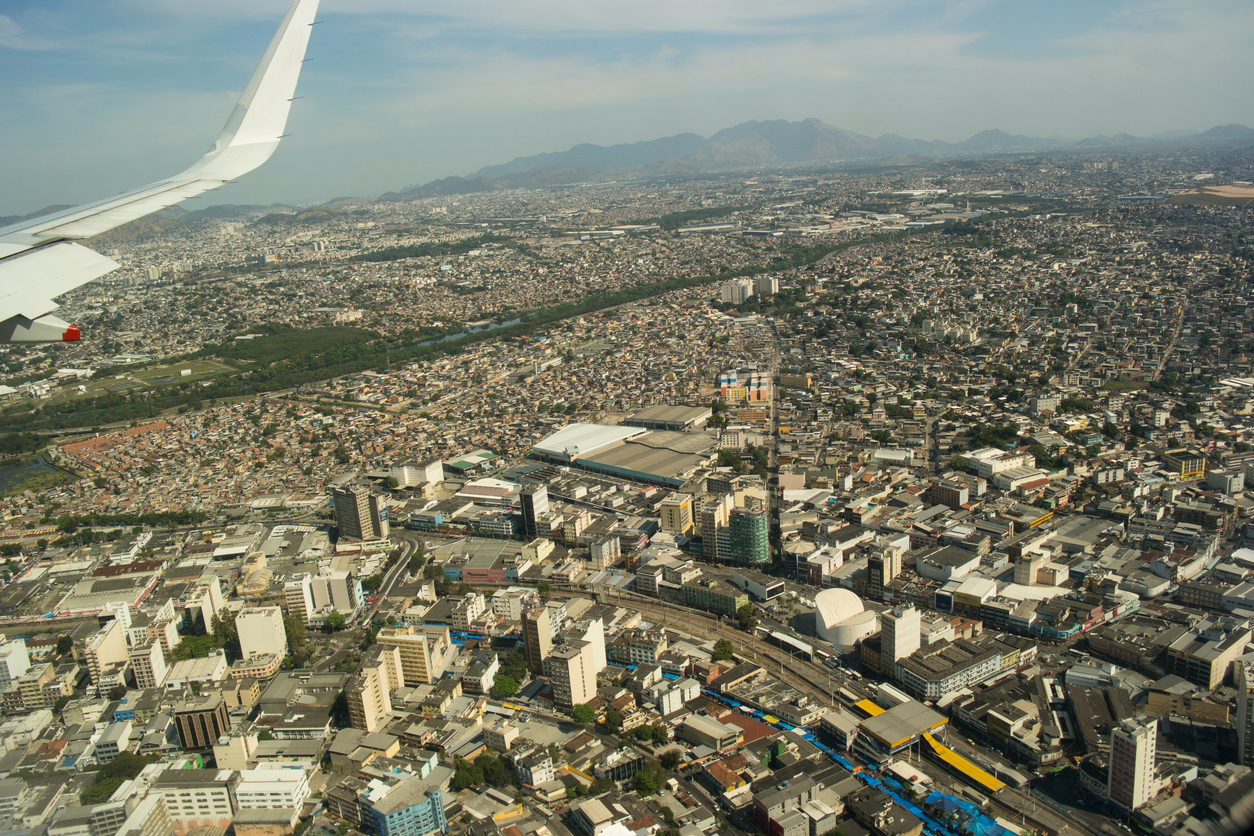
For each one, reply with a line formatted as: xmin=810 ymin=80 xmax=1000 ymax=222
xmin=1100 ymin=380 xmax=1150 ymax=392
xmin=47 ymin=360 xmax=235 ymax=404
xmin=127 ymin=360 xmax=235 ymax=385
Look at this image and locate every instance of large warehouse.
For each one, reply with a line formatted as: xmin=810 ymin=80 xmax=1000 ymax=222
xmin=531 ymin=423 xmax=717 ymax=488
xmin=623 ymin=404 xmax=712 ymax=431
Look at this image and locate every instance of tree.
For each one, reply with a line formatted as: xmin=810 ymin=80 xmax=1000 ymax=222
xmin=660 ymin=750 xmax=682 ymax=770
xmin=537 ymin=582 xmax=552 ymax=600
xmin=659 ymin=805 xmax=675 ymax=824
xmin=476 ymin=753 xmax=515 ymax=787
xmin=492 ymin=675 xmax=519 ymax=699
xmin=81 ymin=752 xmax=160 ymax=803
xmin=212 ymin=611 xmax=239 ymax=658
xmin=326 ymin=612 xmax=347 ymax=632
xmin=736 ymin=602 xmax=757 ymax=632
xmin=451 ymin=757 xmax=484 ymax=791
xmin=571 ymin=703 xmax=597 ymax=724
xmin=56 ymin=635 xmax=73 ymax=656
xmin=588 ymin=778 xmax=615 ymax=795
xmin=632 ymin=769 xmax=658 ymax=796
xmin=258 ymin=730 xmax=275 ymax=741
xmin=603 ymin=709 xmax=623 ymax=734
xmin=386 ymin=475 xmax=400 ymax=489
xmin=107 ymin=684 xmax=128 ymax=701
xmin=711 ymin=639 xmax=735 ymax=662
xmin=283 ymin=613 xmax=308 ymax=667
xmin=499 ymin=651 xmax=527 ymax=682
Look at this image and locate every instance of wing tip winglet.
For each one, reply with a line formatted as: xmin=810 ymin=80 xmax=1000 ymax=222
xmin=63 ymin=325 xmax=81 ymax=342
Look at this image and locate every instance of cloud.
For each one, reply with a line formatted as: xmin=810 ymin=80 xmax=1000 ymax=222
xmin=0 ymin=14 xmax=58 ymax=50
xmin=1 ymin=0 xmax=1251 ymax=214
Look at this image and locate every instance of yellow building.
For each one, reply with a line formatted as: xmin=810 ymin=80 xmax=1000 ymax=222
xmin=375 ymin=624 xmax=451 ymax=687
xmin=659 ymin=492 xmax=694 ymax=536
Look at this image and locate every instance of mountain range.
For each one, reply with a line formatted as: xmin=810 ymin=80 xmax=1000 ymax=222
xmin=386 ymin=118 xmax=1254 ymax=198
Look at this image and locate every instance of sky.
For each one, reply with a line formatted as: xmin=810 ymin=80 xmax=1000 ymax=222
xmin=0 ymin=0 xmax=1251 ymax=216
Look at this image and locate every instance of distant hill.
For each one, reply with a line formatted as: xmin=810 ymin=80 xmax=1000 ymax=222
xmin=0 ymin=204 xmax=75 ymax=228
xmin=472 ymin=133 xmax=707 ymax=180
xmin=380 ymin=119 xmax=1247 ymax=198
xmin=88 ymin=204 xmax=293 ymax=244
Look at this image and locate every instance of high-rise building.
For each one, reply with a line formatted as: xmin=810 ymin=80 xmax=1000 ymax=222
xmin=172 ymin=694 xmax=230 ymax=750
xmin=868 ymin=541 xmax=905 ymax=602
xmin=129 ymin=638 xmax=169 ymax=690
xmin=547 ymin=641 xmax=597 ymax=710
xmin=236 ymin=768 xmax=311 ymax=814
xmin=374 ymin=624 xmax=452 ymax=687
xmin=284 ymin=574 xmax=316 ymax=624
xmin=880 ymin=605 xmax=921 ymax=677
xmin=1236 ymin=659 xmax=1254 ymax=766
xmin=0 ymin=637 xmax=30 ymax=692
xmin=357 ymin=771 xmax=447 ymax=836
xmin=754 ymin=275 xmax=779 ymax=295
xmin=79 ymin=618 xmax=129 ymax=686
xmin=520 ymin=485 xmax=550 ymax=540
xmin=348 ymin=645 xmax=397 ymax=732
xmin=332 ymin=485 xmax=389 ymax=541
xmin=699 ymin=494 xmax=733 ymax=562
xmin=727 ymin=507 xmax=769 ymax=566
xmin=659 ymin=492 xmax=694 ymax=536
xmin=546 ymin=619 xmax=606 ymax=711
xmin=186 ymin=576 xmax=223 ymax=634
xmin=152 ymin=767 xmax=238 ymax=834
xmin=720 ymin=278 xmax=754 ymax=305
xmin=284 ymin=569 xmax=365 ymax=625
xmin=521 ymin=607 xmax=552 ymax=675
xmin=589 ymin=535 xmax=620 ymax=570
xmin=236 ymin=606 xmax=287 ymax=661
xmin=1108 ymin=717 xmax=1158 ymax=811
xmin=115 ymin=793 xmax=176 ymax=836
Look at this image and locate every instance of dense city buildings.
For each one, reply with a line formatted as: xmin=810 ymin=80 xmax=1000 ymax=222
xmin=0 ymin=144 xmax=1252 ymax=836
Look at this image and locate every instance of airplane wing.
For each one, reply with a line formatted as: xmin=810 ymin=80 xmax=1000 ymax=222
xmin=0 ymin=0 xmax=320 ymax=343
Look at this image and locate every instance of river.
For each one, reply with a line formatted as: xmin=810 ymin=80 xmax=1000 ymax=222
xmin=417 ymin=317 xmax=523 ymax=345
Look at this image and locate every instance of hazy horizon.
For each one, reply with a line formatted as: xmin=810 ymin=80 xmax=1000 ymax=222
xmin=1 ymin=0 xmax=1251 ymax=216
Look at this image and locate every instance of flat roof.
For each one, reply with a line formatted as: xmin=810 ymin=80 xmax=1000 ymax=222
xmin=578 ymin=430 xmax=717 ymax=486
xmin=626 ymin=405 xmax=712 ymax=425
xmin=532 ymin=424 xmax=648 ymax=461
xmin=859 ymin=700 xmax=947 ymax=748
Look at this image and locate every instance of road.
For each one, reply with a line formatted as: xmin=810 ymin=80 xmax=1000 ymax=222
xmin=1153 ymin=309 xmax=1185 ymax=381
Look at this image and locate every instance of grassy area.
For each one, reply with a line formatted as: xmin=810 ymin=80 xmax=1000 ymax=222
xmin=1100 ymin=380 xmax=1150 ymax=392
xmin=128 ymin=359 xmax=234 ymax=385
xmin=40 ymin=360 xmax=235 ymax=407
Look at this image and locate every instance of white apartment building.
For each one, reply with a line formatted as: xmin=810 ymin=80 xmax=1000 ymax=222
xmin=0 ymin=638 xmax=31 ymax=691
xmin=235 ymin=768 xmax=311 ymax=812
xmin=128 ymin=639 xmax=169 ymax=690
xmin=236 ymin=606 xmax=287 ymax=660
xmin=1108 ymin=717 xmax=1159 ymax=811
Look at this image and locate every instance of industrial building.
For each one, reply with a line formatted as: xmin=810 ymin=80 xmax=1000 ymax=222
xmin=623 ymin=404 xmax=712 ymax=431
xmin=531 ymin=423 xmax=717 ymax=488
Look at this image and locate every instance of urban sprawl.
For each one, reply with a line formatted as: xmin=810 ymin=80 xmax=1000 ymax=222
xmin=0 ymin=146 xmax=1252 ymax=836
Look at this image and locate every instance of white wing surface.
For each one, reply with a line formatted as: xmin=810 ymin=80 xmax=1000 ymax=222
xmin=0 ymin=0 xmax=320 ymax=343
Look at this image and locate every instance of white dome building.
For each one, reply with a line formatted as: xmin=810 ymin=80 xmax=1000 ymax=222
xmin=815 ymin=588 xmax=878 ymax=646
